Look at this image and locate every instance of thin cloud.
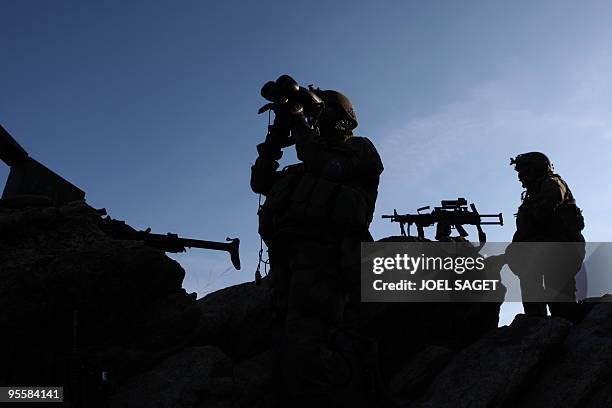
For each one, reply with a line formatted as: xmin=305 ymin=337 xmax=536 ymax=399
xmin=373 ymin=50 xmax=612 ymax=245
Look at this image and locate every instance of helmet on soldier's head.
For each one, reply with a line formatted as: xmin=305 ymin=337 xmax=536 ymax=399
xmin=510 ymin=152 xmax=554 ymax=175
xmin=318 ymin=90 xmax=358 ymax=131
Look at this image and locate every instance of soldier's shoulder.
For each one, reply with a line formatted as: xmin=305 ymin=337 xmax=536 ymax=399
xmin=536 ymin=174 xmax=568 ymax=196
xmin=348 ymin=135 xmax=376 ymax=146
xmin=538 ymin=175 xmax=557 ymax=185
xmin=543 ymin=174 xmax=568 ymax=187
xmin=345 ymin=136 xmax=380 ymax=154
xmin=346 ymin=136 xmax=383 ymax=172
xmin=549 ymin=173 xmax=567 ymax=182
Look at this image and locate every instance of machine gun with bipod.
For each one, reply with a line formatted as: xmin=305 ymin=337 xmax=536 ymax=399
xmin=382 ymin=198 xmax=503 ymax=242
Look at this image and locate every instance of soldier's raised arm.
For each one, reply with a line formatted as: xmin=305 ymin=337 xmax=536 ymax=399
xmin=250 ymin=121 xmax=288 ymax=195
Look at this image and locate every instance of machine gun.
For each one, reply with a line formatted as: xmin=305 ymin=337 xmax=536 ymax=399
xmin=99 ymin=213 xmax=241 ymax=270
xmin=1 ymin=123 xmax=241 ymax=270
xmin=382 ymin=198 xmax=503 ymax=242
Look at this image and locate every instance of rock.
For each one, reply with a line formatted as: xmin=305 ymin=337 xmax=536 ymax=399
xmin=347 ymin=301 xmax=501 ymax=380
xmin=0 ymin=202 xmax=200 ymax=386
xmin=518 ymin=301 xmax=612 ymax=408
xmin=389 ymin=345 xmax=452 ymax=402
xmin=6 ymin=200 xmax=612 ymax=408
xmin=410 ymin=315 xmax=572 ymax=408
xmin=194 ymin=280 xmax=277 ymax=359
xmin=233 ymin=348 xmax=276 ymax=408
xmin=108 ymin=346 xmax=233 ymax=408
xmin=584 ymin=381 xmax=612 ymax=408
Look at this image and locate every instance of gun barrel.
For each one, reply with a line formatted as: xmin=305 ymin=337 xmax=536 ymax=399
xmin=478 ymin=213 xmax=504 ymax=226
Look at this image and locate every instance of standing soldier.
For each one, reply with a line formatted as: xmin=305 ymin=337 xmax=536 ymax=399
xmin=251 ymin=76 xmax=383 ymax=407
xmin=508 ymin=152 xmax=585 ymax=321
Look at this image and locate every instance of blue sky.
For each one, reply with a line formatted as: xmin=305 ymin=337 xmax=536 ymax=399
xmin=2 ymin=1 xmax=611 ymax=325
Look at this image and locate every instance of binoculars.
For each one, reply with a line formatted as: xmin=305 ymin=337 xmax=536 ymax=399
xmin=258 ymin=74 xmax=325 ymax=120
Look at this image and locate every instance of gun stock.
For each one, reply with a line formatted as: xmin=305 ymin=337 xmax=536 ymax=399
xmin=145 ymin=233 xmax=241 ymax=270
xmin=100 ymin=218 xmax=241 ymax=270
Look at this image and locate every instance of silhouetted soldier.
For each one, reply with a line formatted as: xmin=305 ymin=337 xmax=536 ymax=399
xmin=251 ymin=85 xmax=383 ymax=407
xmin=508 ymin=152 xmax=585 ymax=321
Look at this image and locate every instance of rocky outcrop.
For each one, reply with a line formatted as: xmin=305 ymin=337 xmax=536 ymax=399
xmin=193 ymin=280 xmax=276 ymax=360
xmin=408 ymin=315 xmax=572 ymax=408
xmin=109 ymin=346 xmax=234 ymax=408
xmin=389 ymin=345 xmax=453 ymax=400
xmin=2 ymin=200 xmax=612 ymax=408
xmin=518 ymin=296 xmax=612 ymax=408
xmin=0 ymin=200 xmax=200 ymax=392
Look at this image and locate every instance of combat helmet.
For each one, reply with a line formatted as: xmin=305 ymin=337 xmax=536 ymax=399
xmin=316 ymin=89 xmax=358 ymax=131
xmin=510 ymin=152 xmax=554 ymax=175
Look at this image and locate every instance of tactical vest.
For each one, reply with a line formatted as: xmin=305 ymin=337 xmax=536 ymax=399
xmin=515 ymin=175 xmax=584 ymax=241
xmin=258 ymin=165 xmax=370 ymax=242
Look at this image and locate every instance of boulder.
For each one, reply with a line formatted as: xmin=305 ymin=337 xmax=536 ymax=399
xmin=410 ymin=315 xmax=572 ymax=408
xmin=194 ymin=280 xmax=277 ymax=359
xmin=0 ymin=201 xmax=200 ymax=387
xmin=518 ymin=299 xmax=612 ymax=408
xmin=108 ymin=346 xmax=233 ymax=408
xmin=389 ymin=345 xmax=453 ymax=402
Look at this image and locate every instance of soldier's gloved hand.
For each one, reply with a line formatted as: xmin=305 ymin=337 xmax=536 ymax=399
xmin=276 ymin=102 xmax=310 ymax=133
xmin=257 ymin=139 xmax=283 ymax=160
xmin=271 ymin=104 xmax=292 ymax=135
xmin=264 ymin=122 xmax=289 ymax=147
